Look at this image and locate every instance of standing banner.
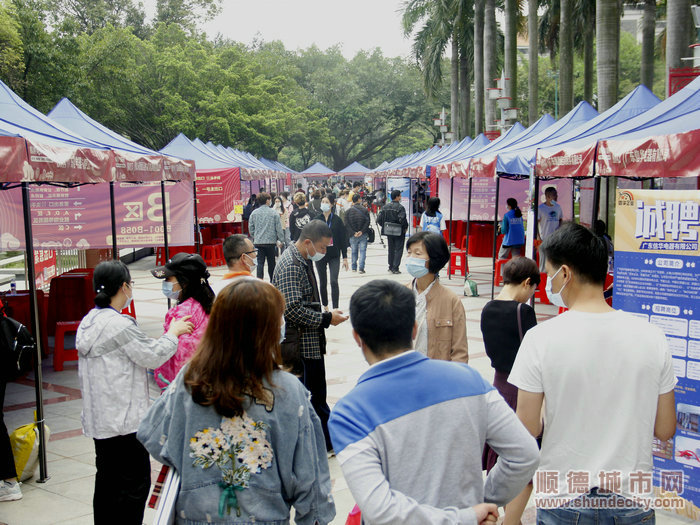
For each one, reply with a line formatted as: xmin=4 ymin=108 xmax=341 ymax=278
xmin=387 ymin=177 xmax=411 ymax=235
xmin=614 ymin=189 xmax=700 ymax=521
xmin=34 ymin=249 xmax=57 ymax=289
xmin=195 ymin=167 xmax=242 ymax=223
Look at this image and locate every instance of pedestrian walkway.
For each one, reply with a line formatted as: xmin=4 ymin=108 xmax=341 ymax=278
xmin=0 ymin=242 xmax=693 ymax=524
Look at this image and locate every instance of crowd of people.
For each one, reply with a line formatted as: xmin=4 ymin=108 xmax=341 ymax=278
xmin=0 ymin=178 xmax=674 ymax=525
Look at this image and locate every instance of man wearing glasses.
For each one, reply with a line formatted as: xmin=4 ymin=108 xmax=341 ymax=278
xmin=210 ymin=234 xmax=259 ymax=294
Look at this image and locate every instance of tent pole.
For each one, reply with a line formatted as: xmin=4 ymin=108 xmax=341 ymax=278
xmin=592 ymin=177 xmax=601 ymax=227
xmin=192 ymin=180 xmax=201 ymax=254
xmin=530 ymin=176 xmax=540 ymax=309
xmin=109 ymin=182 xmax=118 ymax=260
xmin=21 ymin=182 xmax=49 ymax=482
xmin=464 ymin=177 xmax=473 ymax=283
xmin=491 ymin=177 xmax=501 ymax=300
xmin=605 ymin=177 xmax=611 ymax=226
xmin=448 ymin=177 xmax=454 ymax=279
xmin=161 ymin=181 xmax=171 ymax=308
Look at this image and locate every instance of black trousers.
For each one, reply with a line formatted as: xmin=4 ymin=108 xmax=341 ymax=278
xmin=315 ymin=256 xmax=341 ymax=309
xmin=0 ymin=379 xmax=17 ymax=480
xmin=387 ymin=235 xmax=405 ymax=271
xmin=93 ymin=433 xmax=151 ymax=525
xmin=255 ymin=244 xmax=276 ymax=281
xmin=301 ymin=357 xmax=332 ymax=451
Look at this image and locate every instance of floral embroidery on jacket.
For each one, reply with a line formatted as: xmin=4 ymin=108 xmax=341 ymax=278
xmin=189 ymin=413 xmax=273 ymax=517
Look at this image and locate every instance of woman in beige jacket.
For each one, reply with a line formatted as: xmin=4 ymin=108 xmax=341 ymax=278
xmin=405 ymin=231 xmax=469 ymax=362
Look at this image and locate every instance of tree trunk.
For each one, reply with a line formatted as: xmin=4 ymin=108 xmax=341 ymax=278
xmin=596 ymin=0 xmax=619 ymax=112
xmin=459 ymin=51 xmax=470 ymax=138
xmin=504 ymin=0 xmax=517 ymax=102
xmin=640 ymin=0 xmax=656 ymax=90
xmin=474 ymin=0 xmax=485 ymax=134
xmin=666 ymin=0 xmax=690 ymax=96
xmin=583 ymin=22 xmax=594 ymax=104
xmin=451 ymin=34 xmax=459 ymax=141
xmin=559 ymin=0 xmax=574 ymax=115
xmin=484 ymin=0 xmax=497 ymax=131
xmin=528 ymin=0 xmax=538 ymax=125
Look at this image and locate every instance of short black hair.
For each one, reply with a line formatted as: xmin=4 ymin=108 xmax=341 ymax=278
xmin=426 ymin=196 xmax=440 ymax=214
xmin=223 ymin=234 xmax=249 ymax=264
xmin=406 ymin=231 xmax=450 ymax=274
xmin=350 ymin=280 xmax=415 ymax=356
xmin=502 ymin=257 xmax=540 ymax=286
xmin=299 ymin=219 xmax=332 ymax=242
xmin=297 ymin=183 xmax=303 ymax=189
xmin=352 ymin=193 xmax=360 ymax=203
xmin=544 ymin=186 xmax=557 ymax=196
xmin=391 ymin=189 xmax=401 ymax=200
xmin=93 ymin=260 xmax=130 ymax=308
xmin=541 ymin=222 xmax=607 ymax=285
xmin=353 ymin=182 xmax=361 ymax=188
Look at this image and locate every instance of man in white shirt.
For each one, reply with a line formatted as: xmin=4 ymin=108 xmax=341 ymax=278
xmin=509 ymin=222 xmax=677 ymax=525
xmin=210 ymin=234 xmax=256 ymax=295
xmin=537 ymin=187 xmax=563 ymax=271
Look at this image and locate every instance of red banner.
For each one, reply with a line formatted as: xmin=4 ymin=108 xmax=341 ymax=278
xmin=596 ymin=129 xmax=700 ymax=178
xmin=535 ymin=143 xmax=597 ymax=178
xmin=0 ymin=136 xmax=28 ymax=181
xmin=195 ymin=167 xmax=242 ymax=223
xmin=34 ymin=249 xmax=57 ymax=289
xmin=164 ymin=156 xmax=196 ymax=182
xmin=468 ymin=156 xmax=498 ymax=178
xmin=113 ymin=151 xmax=164 ymax=182
xmin=24 ymin=139 xmax=114 ymax=183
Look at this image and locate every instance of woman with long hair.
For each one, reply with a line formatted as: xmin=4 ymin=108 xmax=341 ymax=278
xmin=77 ymin=260 xmax=193 ymax=524
xmin=499 ymin=198 xmax=525 ymax=259
xmin=138 ymin=278 xmax=335 ymax=524
xmin=419 ymin=197 xmax=446 ymax=234
xmin=313 ymin=194 xmax=349 ymax=310
xmin=151 ymin=253 xmax=215 ymax=389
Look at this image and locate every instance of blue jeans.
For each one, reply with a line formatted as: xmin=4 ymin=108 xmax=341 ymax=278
xmin=537 ymin=491 xmax=655 ymax=525
xmin=348 ymin=233 xmax=368 ymax=271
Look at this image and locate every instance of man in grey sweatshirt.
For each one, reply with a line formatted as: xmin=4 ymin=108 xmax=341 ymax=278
xmin=328 ymin=280 xmax=540 ymax=525
xmin=248 ymin=192 xmax=284 ymax=280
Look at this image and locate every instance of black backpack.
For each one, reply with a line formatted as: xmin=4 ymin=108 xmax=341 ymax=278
xmin=0 ymin=311 xmax=35 ymax=382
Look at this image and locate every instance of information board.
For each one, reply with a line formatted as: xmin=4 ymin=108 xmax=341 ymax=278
xmin=614 ymin=189 xmax=700 ymax=521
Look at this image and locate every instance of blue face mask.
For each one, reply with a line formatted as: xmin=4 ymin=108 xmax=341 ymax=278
xmin=162 ymin=281 xmax=181 ymax=300
xmin=406 ymin=257 xmax=429 ymax=278
xmin=321 ymin=203 xmax=331 ymax=213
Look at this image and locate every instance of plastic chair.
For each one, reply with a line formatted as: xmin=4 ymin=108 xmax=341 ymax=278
xmin=201 ymin=245 xmax=220 ymax=267
xmin=494 ymin=257 xmax=510 ymax=287
xmin=449 ymin=236 xmax=469 ymax=276
xmin=534 ymin=272 xmax=551 ymax=304
xmin=53 ymin=321 xmax=79 ymax=371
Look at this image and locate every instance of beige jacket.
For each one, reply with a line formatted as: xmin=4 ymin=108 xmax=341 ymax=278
xmin=409 ymin=279 xmax=469 ymax=363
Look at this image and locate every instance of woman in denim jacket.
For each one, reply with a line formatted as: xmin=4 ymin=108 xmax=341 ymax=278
xmin=138 ymin=278 xmax=335 ymax=525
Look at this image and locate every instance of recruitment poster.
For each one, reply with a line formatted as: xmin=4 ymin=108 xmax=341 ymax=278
xmin=614 ymin=189 xmax=700 ymax=520
xmin=387 ymin=177 xmax=411 ymax=235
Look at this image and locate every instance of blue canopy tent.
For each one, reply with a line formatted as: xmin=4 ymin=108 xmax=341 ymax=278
xmin=299 ymin=161 xmax=336 ymax=178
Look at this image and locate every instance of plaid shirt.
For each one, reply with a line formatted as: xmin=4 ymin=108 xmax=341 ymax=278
xmin=272 ymin=244 xmax=326 ymax=359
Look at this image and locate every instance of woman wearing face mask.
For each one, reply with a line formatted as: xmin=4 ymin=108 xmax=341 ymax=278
xmin=151 ymin=253 xmax=215 ymax=389
xmin=137 ymin=278 xmax=335 ymax=524
xmin=405 ymin=231 xmax=468 ymax=362
xmin=313 ymin=194 xmax=349 ymax=310
xmin=480 ymin=257 xmax=540 ymax=525
xmin=76 ymin=260 xmax=194 ymax=524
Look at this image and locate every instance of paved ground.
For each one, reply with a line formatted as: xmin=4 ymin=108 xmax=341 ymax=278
xmin=0 ymin=241 xmax=693 ymax=524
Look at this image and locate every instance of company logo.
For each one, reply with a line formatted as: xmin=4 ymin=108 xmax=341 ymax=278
xmin=618 ymin=191 xmax=635 ymax=206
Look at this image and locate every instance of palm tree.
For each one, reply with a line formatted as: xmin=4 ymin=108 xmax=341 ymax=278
xmin=666 ymin=0 xmax=691 ymax=96
xmin=596 ymin=0 xmax=619 ymax=112
xmin=504 ymin=0 xmax=518 ymax=103
xmin=484 ymin=0 xmax=497 ymax=130
xmin=641 ymin=0 xmax=656 ymax=90
xmin=474 ymin=0 xmax=485 ymax=133
xmin=559 ymin=0 xmax=574 ymax=115
xmin=528 ymin=0 xmax=538 ymax=124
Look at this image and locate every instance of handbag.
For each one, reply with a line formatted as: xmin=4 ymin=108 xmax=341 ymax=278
xmin=0 ymin=313 xmax=35 ymax=382
xmin=383 ymin=222 xmax=403 ymax=236
xmin=367 ymin=227 xmax=375 ymax=243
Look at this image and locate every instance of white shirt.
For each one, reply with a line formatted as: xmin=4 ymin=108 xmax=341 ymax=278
xmin=412 ymin=278 xmax=437 ymax=355
xmin=509 ymin=310 xmax=676 ymax=502
xmin=538 ymin=201 xmax=562 ymax=240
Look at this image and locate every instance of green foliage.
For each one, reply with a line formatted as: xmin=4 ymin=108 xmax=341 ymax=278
xmin=1 ymin=0 xmax=437 ymax=171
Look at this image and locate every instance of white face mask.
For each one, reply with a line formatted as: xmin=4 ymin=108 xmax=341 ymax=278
xmin=123 ymin=284 xmax=133 ymax=309
xmin=307 ymin=242 xmax=325 ymax=262
xmin=545 ymin=266 xmax=568 ymax=308
xmin=243 ymin=252 xmax=257 ymax=273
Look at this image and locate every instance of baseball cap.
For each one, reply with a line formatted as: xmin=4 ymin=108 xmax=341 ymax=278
xmin=151 ymin=252 xmax=208 ymax=279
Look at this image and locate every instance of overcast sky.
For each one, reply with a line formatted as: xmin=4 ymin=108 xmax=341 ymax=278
xmin=142 ymin=0 xmax=415 ymax=58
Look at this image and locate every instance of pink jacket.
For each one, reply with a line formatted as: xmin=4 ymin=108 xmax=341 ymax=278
xmin=154 ymin=298 xmax=209 ymax=388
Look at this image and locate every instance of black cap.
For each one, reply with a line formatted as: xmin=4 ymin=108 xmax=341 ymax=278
xmin=151 ymin=252 xmax=208 ymax=279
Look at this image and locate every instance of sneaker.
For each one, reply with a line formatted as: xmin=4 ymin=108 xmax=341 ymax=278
xmin=359 ymin=270 xmax=366 ymax=274
xmin=352 ymin=269 xmax=357 ymax=272
xmin=392 ymin=269 xmax=401 ymax=274
xmin=0 ymin=480 xmax=22 ymax=502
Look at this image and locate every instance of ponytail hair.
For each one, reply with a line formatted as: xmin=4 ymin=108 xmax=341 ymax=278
xmin=507 ymin=197 xmax=522 ymax=218
xmin=93 ymin=260 xmax=131 ymax=308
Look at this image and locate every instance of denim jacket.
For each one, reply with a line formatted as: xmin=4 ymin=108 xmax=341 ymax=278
xmin=137 ymin=368 xmax=335 ymax=525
